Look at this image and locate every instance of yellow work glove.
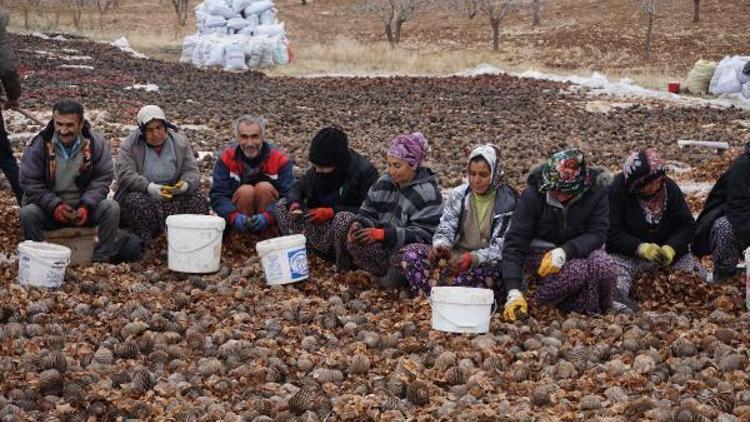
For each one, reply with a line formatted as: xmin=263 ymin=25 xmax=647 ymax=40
xmin=503 ymin=289 xmax=527 ymax=322
xmin=658 ymin=245 xmax=676 ymax=267
xmin=537 ymin=248 xmax=566 ymax=277
xmin=160 ymin=184 xmax=175 ymax=200
xmin=637 ymin=243 xmax=662 ymax=263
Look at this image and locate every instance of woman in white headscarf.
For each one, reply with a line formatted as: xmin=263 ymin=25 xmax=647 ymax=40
xmin=400 ymin=144 xmax=518 ymax=299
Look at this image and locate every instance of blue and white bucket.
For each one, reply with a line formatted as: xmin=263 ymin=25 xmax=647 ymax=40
xmin=255 ymin=234 xmax=308 ymax=285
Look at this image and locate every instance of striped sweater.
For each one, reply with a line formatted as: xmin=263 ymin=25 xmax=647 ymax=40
xmin=356 ymin=167 xmax=443 ymax=249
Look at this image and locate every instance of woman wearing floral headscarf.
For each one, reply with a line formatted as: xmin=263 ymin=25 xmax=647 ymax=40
xmin=607 ymin=149 xmax=705 ymax=313
xmin=401 ymin=144 xmax=518 ymax=297
xmin=501 ymin=149 xmax=618 ymax=319
xmin=344 ymin=132 xmax=443 ymax=285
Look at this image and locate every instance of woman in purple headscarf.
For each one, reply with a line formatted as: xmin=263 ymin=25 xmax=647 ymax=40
xmin=606 ymin=149 xmax=706 ymax=314
xmin=341 ymin=132 xmax=444 ymax=286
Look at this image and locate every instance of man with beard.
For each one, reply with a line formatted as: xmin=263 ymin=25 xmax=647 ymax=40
xmin=276 ymin=127 xmax=378 ymax=269
xmin=19 ymin=99 xmax=120 ymax=263
xmin=210 ymin=115 xmax=293 ymax=237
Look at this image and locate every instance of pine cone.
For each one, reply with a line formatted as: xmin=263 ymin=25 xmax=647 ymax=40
xmin=406 ymin=380 xmax=430 ymax=406
xmin=348 ymin=353 xmax=370 ymax=375
xmin=39 ymin=369 xmax=64 ymax=396
xmin=445 ymin=367 xmax=466 ymax=386
xmin=114 ymin=340 xmax=140 ymax=359
xmin=288 ymin=379 xmax=331 ymax=416
xmin=132 ymin=368 xmax=154 ymax=391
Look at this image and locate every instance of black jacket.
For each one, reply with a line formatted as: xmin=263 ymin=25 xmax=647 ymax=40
xmin=606 ymin=174 xmax=695 ymax=260
xmin=502 ymin=164 xmax=612 ymax=291
xmin=693 ymin=144 xmax=750 ymax=256
xmin=286 ymin=149 xmax=379 ymax=214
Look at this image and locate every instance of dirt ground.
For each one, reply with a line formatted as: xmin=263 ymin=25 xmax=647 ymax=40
xmin=3 ymin=0 xmax=749 ymax=85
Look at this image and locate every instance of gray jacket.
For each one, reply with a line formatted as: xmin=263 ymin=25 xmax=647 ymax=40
xmin=0 ymin=9 xmax=21 ymax=102
xmin=114 ymin=127 xmax=200 ymax=204
xmin=432 ymin=183 xmax=518 ymax=265
xmin=20 ymin=121 xmax=113 ymax=214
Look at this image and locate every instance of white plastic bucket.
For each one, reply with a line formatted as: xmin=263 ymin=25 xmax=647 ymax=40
xmin=430 ymin=286 xmax=496 ymax=334
xmin=255 ymin=234 xmax=308 ymax=285
xmin=17 ymin=241 xmax=71 ymax=288
xmin=166 ymin=214 xmax=226 ymax=273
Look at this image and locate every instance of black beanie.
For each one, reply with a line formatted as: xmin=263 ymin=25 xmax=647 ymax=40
xmin=309 ymin=127 xmax=349 ymax=167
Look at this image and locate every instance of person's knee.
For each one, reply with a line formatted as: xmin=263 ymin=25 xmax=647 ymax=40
xmin=255 ymin=182 xmax=278 ymax=197
xmin=96 ymin=199 xmax=120 ymax=222
xmin=20 ymin=204 xmax=45 ymax=225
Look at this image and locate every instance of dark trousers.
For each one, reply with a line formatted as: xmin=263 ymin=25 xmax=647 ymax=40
xmin=0 ymin=110 xmax=22 ymax=205
xmin=20 ymin=199 xmax=121 ymax=262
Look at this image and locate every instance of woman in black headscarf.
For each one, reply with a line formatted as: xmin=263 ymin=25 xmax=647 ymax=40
xmin=277 ymin=127 xmax=379 ymax=268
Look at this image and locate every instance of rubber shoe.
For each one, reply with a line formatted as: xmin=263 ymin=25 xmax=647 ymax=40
xmin=378 ymin=270 xmax=407 ymax=288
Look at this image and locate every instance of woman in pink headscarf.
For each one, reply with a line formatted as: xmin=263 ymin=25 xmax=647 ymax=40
xmin=341 ymin=132 xmax=444 ymax=286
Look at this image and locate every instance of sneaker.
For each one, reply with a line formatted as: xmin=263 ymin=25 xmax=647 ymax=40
xmin=378 ymin=269 xmax=407 ymax=288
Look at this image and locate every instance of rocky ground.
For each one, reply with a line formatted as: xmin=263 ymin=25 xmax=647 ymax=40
xmin=0 ymin=34 xmax=749 ymax=421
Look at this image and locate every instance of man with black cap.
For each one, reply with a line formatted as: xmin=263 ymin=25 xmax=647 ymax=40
xmin=277 ymin=126 xmax=378 ymax=269
xmin=115 ymin=105 xmax=208 ymax=246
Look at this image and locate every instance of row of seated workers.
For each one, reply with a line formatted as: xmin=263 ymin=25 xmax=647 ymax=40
xmin=14 ymin=100 xmax=750 ymax=321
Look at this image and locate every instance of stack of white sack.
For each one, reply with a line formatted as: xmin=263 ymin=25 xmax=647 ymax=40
xmin=181 ymin=0 xmax=290 ymax=71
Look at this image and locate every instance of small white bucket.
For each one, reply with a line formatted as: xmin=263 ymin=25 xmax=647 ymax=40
xmin=255 ymin=234 xmax=308 ymax=285
xmin=430 ymin=286 xmax=496 ymax=334
xmin=166 ymin=214 xmax=226 ymax=274
xmin=17 ymin=241 xmax=71 ymax=288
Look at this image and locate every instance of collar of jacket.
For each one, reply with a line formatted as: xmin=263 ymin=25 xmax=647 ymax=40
xmin=461 ymin=184 xmax=517 ymax=220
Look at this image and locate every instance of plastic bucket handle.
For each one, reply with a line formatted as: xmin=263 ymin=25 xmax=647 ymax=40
xmin=166 ymin=227 xmax=223 ymax=254
xmin=21 ymin=249 xmax=70 ymax=268
xmin=429 ymin=298 xmax=497 ymax=329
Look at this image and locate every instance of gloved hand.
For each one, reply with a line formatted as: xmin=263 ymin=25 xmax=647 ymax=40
xmin=503 ymin=289 xmax=528 ymax=322
xmin=289 ymin=202 xmax=303 ymax=220
xmin=73 ymin=206 xmax=88 ymax=226
xmin=353 ymin=228 xmax=385 ymax=246
xmin=658 ymin=245 xmax=676 ymax=266
xmin=449 ymin=252 xmax=473 ymax=274
xmin=428 ymin=245 xmax=452 ymax=263
xmin=637 ymin=243 xmax=662 ymax=263
xmin=249 ymin=213 xmax=269 ymax=232
xmin=304 ymin=207 xmax=334 ymax=224
xmin=53 ymin=203 xmax=76 ymax=224
xmin=537 ymin=248 xmax=566 ymax=277
xmin=173 ymin=180 xmax=189 ymax=195
xmin=233 ymin=213 xmax=249 ymax=233
xmin=147 ymin=182 xmax=167 ymax=201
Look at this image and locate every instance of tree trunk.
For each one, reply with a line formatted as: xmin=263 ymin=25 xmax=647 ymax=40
xmin=693 ymin=0 xmax=700 ymax=23
xmin=644 ymin=12 xmax=654 ymax=57
xmin=394 ymin=18 xmax=404 ymax=45
xmin=23 ymin=5 xmax=29 ymax=29
xmin=385 ymin=22 xmax=396 ymax=48
xmin=491 ymin=18 xmax=500 ymax=51
xmin=301 ymin=0 xmax=306 ymax=4
xmin=532 ymin=0 xmax=542 ymax=27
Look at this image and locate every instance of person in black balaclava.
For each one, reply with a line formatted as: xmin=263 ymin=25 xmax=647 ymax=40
xmin=277 ymin=127 xmax=378 ymax=270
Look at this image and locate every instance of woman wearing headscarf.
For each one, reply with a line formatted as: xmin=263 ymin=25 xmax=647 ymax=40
xmin=401 ymin=144 xmax=518 ymax=297
xmin=115 ymin=105 xmax=209 ymax=245
xmin=277 ymin=127 xmax=379 ymax=267
xmin=344 ymin=132 xmax=443 ymax=285
xmin=607 ymin=149 xmax=705 ymax=313
xmin=501 ymin=149 xmax=617 ymax=320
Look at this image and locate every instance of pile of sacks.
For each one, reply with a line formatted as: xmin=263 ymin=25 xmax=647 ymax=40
xmin=180 ymin=0 xmax=290 ymax=71
xmin=686 ymin=55 xmax=750 ymax=100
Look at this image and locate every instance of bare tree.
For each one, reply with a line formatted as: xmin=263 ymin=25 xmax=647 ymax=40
xmin=641 ymin=0 xmax=656 ymax=58
xmin=95 ymin=0 xmax=117 ymax=14
xmin=172 ymin=0 xmax=190 ymax=26
xmin=61 ymin=0 xmax=84 ymax=28
xmin=692 ymin=0 xmax=700 ymax=23
xmin=456 ymin=0 xmax=518 ymax=51
xmin=363 ymin=0 xmax=431 ymax=48
xmin=531 ymin=0 xmax=542 ymax=26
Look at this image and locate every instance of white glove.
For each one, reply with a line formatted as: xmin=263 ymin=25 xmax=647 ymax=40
xmin=550 ymin=248 xmax=567 ymax=268
xmin=505 ymin=289 xmax=522 ymax=306
xmin=147 ymin=182 xmax=165 ymax=201
xmin=174 ymin=180 xmax=189 ymax=195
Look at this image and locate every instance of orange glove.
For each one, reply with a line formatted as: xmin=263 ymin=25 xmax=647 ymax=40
xmin=73 ymin=206 xmax=88 ymax=226
xmin=450 ymin=252 xmax=473 ymax=274
xmin=354 ymin=228 xmax=385 ymax=245
xmin=304 ymin=207 xmax=334 ymax=224
xmin=54 ymin=203 xmax=76 ymax=224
